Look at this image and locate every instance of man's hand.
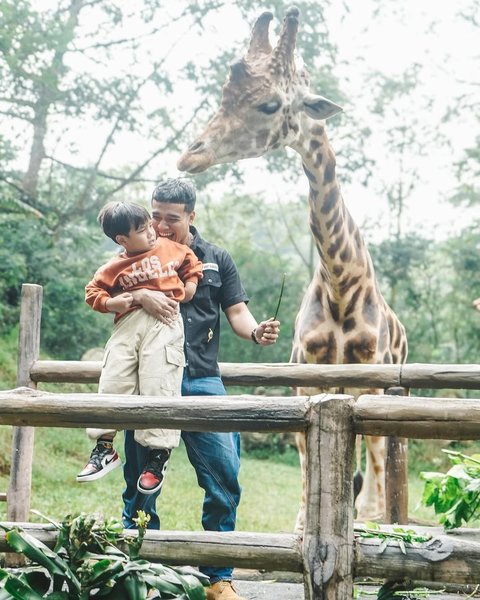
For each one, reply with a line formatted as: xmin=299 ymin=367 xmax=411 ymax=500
xmin=254 ymin=318 xmax=280 ymax=346
xmin=130 ymin=289 xmax=178 ymax=325
xmin=473 ymin=298 xmax=480 ymax=312
xmin=105 ymin=292 xmax=133 ymax=314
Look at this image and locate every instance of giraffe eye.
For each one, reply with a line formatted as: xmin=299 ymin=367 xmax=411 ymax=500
xmin=257 ymin=101 xmax=281 ymax=115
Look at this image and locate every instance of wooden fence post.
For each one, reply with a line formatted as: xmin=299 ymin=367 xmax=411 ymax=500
xmin=7 ymin=284 xmax=43 ymax=524
xmin=303 ymin=394 xmax=355 ymax=599
xmin=384 ymin=386 xmax=409 ymax=524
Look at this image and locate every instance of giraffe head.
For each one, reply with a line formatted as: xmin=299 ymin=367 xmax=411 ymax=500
xmin=177 ymin=6 xmax=342 ymax=174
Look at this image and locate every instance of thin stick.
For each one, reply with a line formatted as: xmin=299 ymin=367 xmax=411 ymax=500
xmin=273 ymin=273 xmax=286 ymax=321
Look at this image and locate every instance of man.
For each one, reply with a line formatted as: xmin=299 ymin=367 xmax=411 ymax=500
xmin=123 ymin=177 xmax=280 ymax=600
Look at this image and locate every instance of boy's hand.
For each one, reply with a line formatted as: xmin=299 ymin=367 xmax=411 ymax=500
xmin=106 ymin=292 xmax=134 ymax=314
xmin=254 ymin=318 xmax=280 ymax=345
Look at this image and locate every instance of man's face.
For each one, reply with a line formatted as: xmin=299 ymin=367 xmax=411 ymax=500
xmin=151 ymin=200 xmax=195 ymax=245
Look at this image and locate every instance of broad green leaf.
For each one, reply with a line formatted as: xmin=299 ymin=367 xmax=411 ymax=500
xmin=3 ymin=529 xmax=80 ymax=593
xmin=446 ymin=464 xmax=471 ymax=481
xmin=378 ymin=538 xmax=389 ymax=554
xmin=83 ymin=559 xmax=124 ymax=588
xmin=122 ymin=574 xmax=147 ymax=600
xmin=1 ymin=571 xmax=44 ymax=600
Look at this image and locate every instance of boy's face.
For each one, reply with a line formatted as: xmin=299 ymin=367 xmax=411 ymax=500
xmin=116 ymin=219 xmax=156 ymax=255
xmin=151 ymin=200 xmax=195 ymax=245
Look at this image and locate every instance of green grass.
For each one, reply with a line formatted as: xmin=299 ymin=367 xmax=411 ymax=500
xmin=0 ymin=423 xmax=475 ymax=531
xmin=0 ymin=426 xmax=301 ymax=532
xmin=0 ymin=328 xmax=18 ymax=389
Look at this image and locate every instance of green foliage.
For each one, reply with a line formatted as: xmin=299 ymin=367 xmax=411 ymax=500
xmin=0 ymin=512 xmax=208 ymax=599
xmin=421 ymin=449 xmax=480 ymax=529
xmin=354 ymin=524 xmax=443 ymax=598
xmin=374 ymin=582 xmax=443 ymax=599
xmin=354 ymin=522 xmax=431 ymax=556
xmin=0 ymin=425 xmax=301 ymax=533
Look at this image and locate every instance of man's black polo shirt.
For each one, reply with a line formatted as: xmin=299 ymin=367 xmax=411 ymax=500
xmin=180 ymin=226 xmax=249 ymax=378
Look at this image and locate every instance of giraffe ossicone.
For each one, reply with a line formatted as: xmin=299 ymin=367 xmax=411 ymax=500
xmin=178 ymin=7 xmax=408 ymax=532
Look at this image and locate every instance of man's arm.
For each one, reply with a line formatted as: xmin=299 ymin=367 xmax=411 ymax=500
xmin=224 ymin=302 xmax=280 ymax=346
xmin=130 ymin=289 xmax=178 ymax=324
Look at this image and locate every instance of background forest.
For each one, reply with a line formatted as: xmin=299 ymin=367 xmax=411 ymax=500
xmin=0 ymin=0 xmax=479 ymax=383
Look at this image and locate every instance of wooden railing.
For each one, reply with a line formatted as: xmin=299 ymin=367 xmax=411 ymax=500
xmin=2 ymin=283 xmax=480 ymax=599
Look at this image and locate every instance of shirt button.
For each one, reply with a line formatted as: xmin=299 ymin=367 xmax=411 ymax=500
xmin=186 ymin=342 xmax=190 ymax=347
xmin=187 ymin=317 xmax=192 ymax=323
xmin=208 ymin=278 xmax=212 ymax=282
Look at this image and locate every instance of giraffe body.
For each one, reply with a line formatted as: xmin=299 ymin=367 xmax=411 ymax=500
xmin=178 ymin=6 xmax=408 ymax=531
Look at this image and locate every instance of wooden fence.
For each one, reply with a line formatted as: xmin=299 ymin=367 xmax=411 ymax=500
xmin=2 ymin=283 xmax=480 ymax=599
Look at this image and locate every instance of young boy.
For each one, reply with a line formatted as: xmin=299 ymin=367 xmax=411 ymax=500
xmin=77 ymin=201 xmax=203 ymax=495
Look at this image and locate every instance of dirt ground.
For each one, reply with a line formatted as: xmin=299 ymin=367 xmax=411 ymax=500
xmin=234 ymin=579 xmax=480 ymax=600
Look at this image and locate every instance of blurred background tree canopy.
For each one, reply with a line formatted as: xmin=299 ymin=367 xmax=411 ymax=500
xmin=0 ymin=0 xmax=478 ymax=377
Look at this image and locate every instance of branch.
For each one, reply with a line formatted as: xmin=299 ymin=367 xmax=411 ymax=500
xmin=0 ymin=176 xmax=44 ymax=218
xmin=99 ymin=99 xmax=208 ymax=202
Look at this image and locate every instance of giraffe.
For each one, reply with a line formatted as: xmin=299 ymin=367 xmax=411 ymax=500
xmin=177 ymin=6 xmax=408 ymax=531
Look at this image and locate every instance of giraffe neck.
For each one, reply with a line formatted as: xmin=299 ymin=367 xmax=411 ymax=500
xmin=291 ymin=122 xmax=374 ymax=297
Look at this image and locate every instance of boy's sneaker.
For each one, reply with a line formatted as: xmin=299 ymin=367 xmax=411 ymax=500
xmin=76 ymin=439 xmax=121 ymax=482
xmin=137 ymin=449 xmax=171 ymax=495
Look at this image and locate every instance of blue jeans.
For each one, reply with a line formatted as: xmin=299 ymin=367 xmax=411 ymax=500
xmin=122 ymin=374 xmax=242 ymax=583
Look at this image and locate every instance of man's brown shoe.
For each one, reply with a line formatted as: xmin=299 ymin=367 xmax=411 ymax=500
xmin=205 ymin=580 xmax=246 ymax=600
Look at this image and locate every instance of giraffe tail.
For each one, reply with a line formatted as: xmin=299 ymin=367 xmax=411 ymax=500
xmin=353 ymin=434 xmax=363 ymax=501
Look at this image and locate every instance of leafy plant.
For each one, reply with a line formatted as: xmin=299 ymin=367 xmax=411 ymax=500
xmin=354 ymin=524 xmax=440 ymax=599
xmin=354 ymin=522 xmax=431 ymax=555
xmin=421 ymin=449 xmax=480 ymax=529
xmin=0 ymin=511 xmax=208 ymax=599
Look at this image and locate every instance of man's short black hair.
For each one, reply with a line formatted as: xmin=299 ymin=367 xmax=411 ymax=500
xmin=151 ymin=178 xmax=196 ymax=213
xmin=98 ymin=201 xmax=150 ymax=243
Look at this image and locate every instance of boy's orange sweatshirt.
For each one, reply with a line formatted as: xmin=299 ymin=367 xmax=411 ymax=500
xmin=85 ymin=238 xmax=203 ymax=322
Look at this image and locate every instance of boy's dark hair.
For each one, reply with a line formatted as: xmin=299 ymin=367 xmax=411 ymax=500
xmin=97 ymin=202 xmax=150 ymax=243
xmin=151 ymin=178 xmax=196 ymax=213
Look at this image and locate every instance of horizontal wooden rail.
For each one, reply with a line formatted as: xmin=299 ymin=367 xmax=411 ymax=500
xmin=0 ymin=524 xmax=303 ymax=572
xmin=355 ymin=394 xmax=480 ymax=439
xmin=2 ymin=523 xmax=480 ymax=584
xmin=355 ymin=535 xmax=480 ymax=584
xmin=0 ymin=387 xmax=312 ymax=432
xmin=30 ymin=360 xmax=480 ymax=389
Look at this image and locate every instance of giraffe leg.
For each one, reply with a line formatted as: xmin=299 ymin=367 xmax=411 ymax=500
xmin=294 ymin=431 xmax=307 ymax=534
xmin=355 ymin=435 xmax=385 ymax=521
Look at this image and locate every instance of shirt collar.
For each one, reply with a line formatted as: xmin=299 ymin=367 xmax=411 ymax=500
xmin=189 ymin=225 xmax=208 ymax=258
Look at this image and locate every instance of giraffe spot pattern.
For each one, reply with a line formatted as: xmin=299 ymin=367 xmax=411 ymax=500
xmin=332 ymin=264 xmax=344 ymax=277
xmin=312 ymin=125 xmax=325 ymax=136
xmin=327 ymin=238 xmax=342 ymax=259
xmin=325 ymin=208 xmax=339 ymax=229
xmin=323 ymin=157 xmax=336 ymax=185
xmin=320 ymin=187 xmax=338 ymax=214
xmin=343 ymin=332 xmax=378 ymax=363
xmin=344 ymin=286 xmax=362 ymax=318
xmin=303 ymin=164 xmax=317 ymax=182
xmin=305 ymin=331 xmax=337 ymax=363
xmin=342 ymin=317 xmax=356 ymax=333
xmin=327 ymin=296 xmax=340 ymax=321
xmin=340 ymin=246 xmax=352 ymax=262
xmin=362 ymin=286 xmax=380 ymax=326
xmin=256 ymin=129 xmax=270 ymax=147
xmin=339 ymin=275 xmax=361 ymax=296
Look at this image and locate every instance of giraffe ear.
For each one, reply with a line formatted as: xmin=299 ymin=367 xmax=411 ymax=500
xmin=303 ymin=94 xmax=343 ymax=120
